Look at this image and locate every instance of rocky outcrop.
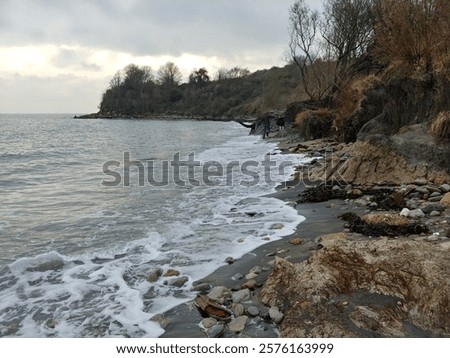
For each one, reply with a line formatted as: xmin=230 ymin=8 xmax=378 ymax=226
xmin=260 ymin=237 xmax=450 ymax=338
xmin=307 ymin=141 xmax=450 ymax=185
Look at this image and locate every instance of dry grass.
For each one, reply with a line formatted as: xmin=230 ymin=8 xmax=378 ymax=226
xmin=295 ymin=108 xmax=335 ymax=140
xmin=333 ymin=75 xmax=382 ymax=142
xmin=431 ymin=111 xmax=450 ymax=141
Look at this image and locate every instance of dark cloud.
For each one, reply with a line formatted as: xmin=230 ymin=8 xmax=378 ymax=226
xmin=0 ymin=0 xmax=295 ymax=58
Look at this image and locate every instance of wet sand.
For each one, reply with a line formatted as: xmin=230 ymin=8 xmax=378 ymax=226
xmin=160 ymin=178 xmax=367 ymax=338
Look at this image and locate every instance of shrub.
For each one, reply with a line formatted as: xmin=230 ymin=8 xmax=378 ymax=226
xmin=295 ymin=108 xmax=335 ymax=140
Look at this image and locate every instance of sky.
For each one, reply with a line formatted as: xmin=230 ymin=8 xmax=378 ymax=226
xmin=0 ymin=0 xmax=322 ymax=113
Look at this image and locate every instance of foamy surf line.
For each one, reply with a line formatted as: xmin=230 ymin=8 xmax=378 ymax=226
xmin=0 ymin=135 xmax=310 ymax=338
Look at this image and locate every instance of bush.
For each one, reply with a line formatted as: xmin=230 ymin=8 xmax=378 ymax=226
xmin=295 ymin=108 xmax=335 ymax=140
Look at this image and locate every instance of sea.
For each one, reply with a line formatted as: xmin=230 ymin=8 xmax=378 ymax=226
xmin=0 ymin=114 xmax=308 ymax=338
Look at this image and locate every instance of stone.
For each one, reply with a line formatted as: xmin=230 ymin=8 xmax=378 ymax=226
xmin=170 ymin=276 xmax=189 ymax=288
xmin=404 ymin=184 xmax=416 ymax=196
xmin=414 ymin=178 xmax=428 ymax=186
xmin=151 ymin=314 xmax=169 ymax=329
xmin=400 ymin=208 xmax=410 ymax=217
xmin=439 ymin=184 xmax=450 ymax=193
xmin=415 ymin=187 xmax=430 ymax=195
xmin=430 ymin=191 xmax=443 ymax=198
xmin=237 ymin=238 xmax=245 ymax=243
xmin=249 ymin=266 xmax=262 ymax=274
xmin=247 ymin=306 xmax=260 ymax=317
xmin=271 ymin=224 xmax=285 ymax=230
xmin=147 ymin=268 xmax=163 ymax=282
xmin=421 ymin=204 xmax=445 ymax=214
xmin=231 ymin=273 xmax=244 ymax=281
xmin=429 ymin=196 xmax=443 ymax=202
xmin=163 ymin=269 xmax=180 ymax=277
xmin=245 ymin=272 xmax=258 ymax=280
xmin=430 ymin=211 xmax=441 ymax=217
xmin=241 ymin=279 xmax=257 ymax=290
xmin=201 ymin=317 xmax=218 ymax=329
xmin=191 ymin=283 xmax=211 ymax=293
xmin=207 ymin=324 xmax=225 ymax=338
xmin=268 ymin=307 xmax=284 ymax=324
xmin=290 ymin=238 xmax=303 ymax=245
xmin=408 ymin=209 xmax=425 ymax=219
xmin=427 ymin=234 xmax=440 ymax=241
xmin=347 ymin=189 xmax=363 ymax=198
xmin=232 ymin=303 xmax=245 ymax=317
xmin=208 ymin=286 xmax=229 ymax=301
xmin=228 ymin=316 xmax=248 ymax=332
xmin=225 ymin=257 xmax=235 ymax=265
xmin=332 ymin=185 xmax=341 ymax=191
xmin=143 ymin=287 xmax=157 ymax=300
xmin=440 ymin=193 xmax=450 ymax=206
xmin=231 ymin=289 xmax=251 ymax=304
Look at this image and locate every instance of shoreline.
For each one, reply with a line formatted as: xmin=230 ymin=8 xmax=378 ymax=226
xmin=158 ymin=133 xmax=365 ymax=338
xmin=158 ymin=132 xmax=450 ymax=338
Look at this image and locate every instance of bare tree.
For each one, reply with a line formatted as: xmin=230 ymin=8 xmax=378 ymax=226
xmin=157 ymin=62 xmax=183 ymax=86
xmin=288 ymin=0 xmax=323 ymax=99
xmin=322 ymin=0 xmax=377 ymax=86
xmin=288 ymin=0 xmax=378 ymax=99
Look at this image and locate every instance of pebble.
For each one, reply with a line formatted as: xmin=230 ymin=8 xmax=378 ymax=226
xmin=247 ymin=306 xmax=260 ymax=317
xmin=147 ymin=268 xmax=163 ymax=282
xmin=163 ymin=269 xmax=180 ymax=277
xmin=207 ymin=324 xmax=225 ymax=338
xmin=170 ymin=276 xmax=189 ymax=288
xmin=231 ymin=289 xmax=251 ymax=304
xmin=414 ymin=178 xmax=428 ymax=186
xmin=232 ymin=303 xmax=245 ymax=317
xmin=208 ymin=286 xmax=228 ymax=301
xmin=191 ymin=283 xmax=211 ymax=293
xmin=430 ymin=211 xmax=441 ymax=217
xmin=241 ymin=280 xmax=257 ymax=290
xmin=290 ymin=238 xmax=303 ymax=245
xmin=228 ymin=316 xmax=248 ymax=332
xmin=271 ymin=224 xmax=285 ymax=230
xmin=225 ymin=257 xmax=235 ymax=265
xmin=201 ymin=317 xmax=218 ymax=329
xmin=151 ymin=314 xmax=169 ymax=329
xmin=231 ymin=273 xmax=244 ymax=281
xmin=245 ymin=272 xmax=258 ymax=280
xmin=429 ymin=196 xmax=443 ymax=202
xmin=408 ymin=209 xmax=425 ymax=219
xmin=269 ymin=307 xmax=284 ymax=324
xmin=439 ymin=184 xmax=450 ymax=193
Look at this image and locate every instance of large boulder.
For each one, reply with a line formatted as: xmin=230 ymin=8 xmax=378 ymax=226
xmin=260 ymin=237 xmax=450 ymax=338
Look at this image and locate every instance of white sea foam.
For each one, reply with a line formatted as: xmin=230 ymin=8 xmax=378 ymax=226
xmin=0 ymin=127 xmax=310 ymax=338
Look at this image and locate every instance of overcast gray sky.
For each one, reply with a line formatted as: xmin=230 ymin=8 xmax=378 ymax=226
xmin=0 ymin=0 xmax=321 ymax=113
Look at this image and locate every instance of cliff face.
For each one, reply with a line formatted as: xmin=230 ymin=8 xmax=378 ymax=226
xmin=260 ymin=236 xmax=450 ymax=338
xmin=282 ymin=72 xmax=450 ymax=184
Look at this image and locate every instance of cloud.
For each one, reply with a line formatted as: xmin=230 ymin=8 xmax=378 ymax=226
xmin=0 ymin=0 xmax=294 ymax=58
xmin=0 ymin=0 xmax=323 ymax=112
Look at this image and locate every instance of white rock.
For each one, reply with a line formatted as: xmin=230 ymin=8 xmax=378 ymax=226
xmin=400 ymin=208 xmax=410 ymax=217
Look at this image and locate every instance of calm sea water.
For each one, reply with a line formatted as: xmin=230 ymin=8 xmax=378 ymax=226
xmin=0 ymin=114 xmax=306 ymax=337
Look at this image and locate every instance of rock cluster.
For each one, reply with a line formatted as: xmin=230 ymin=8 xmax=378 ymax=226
xmin=191 ymin=265 xmax=284 ymax=338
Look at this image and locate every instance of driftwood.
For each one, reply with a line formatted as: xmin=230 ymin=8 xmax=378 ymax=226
xmin=194 ymin=295 xmax=233 ymax=322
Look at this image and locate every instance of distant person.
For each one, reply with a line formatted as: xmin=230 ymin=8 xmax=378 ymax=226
xmin=263 ymin=115 xmax=270 ymax=139
xmin=277 ymin=116 xmax=285 ymax=131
